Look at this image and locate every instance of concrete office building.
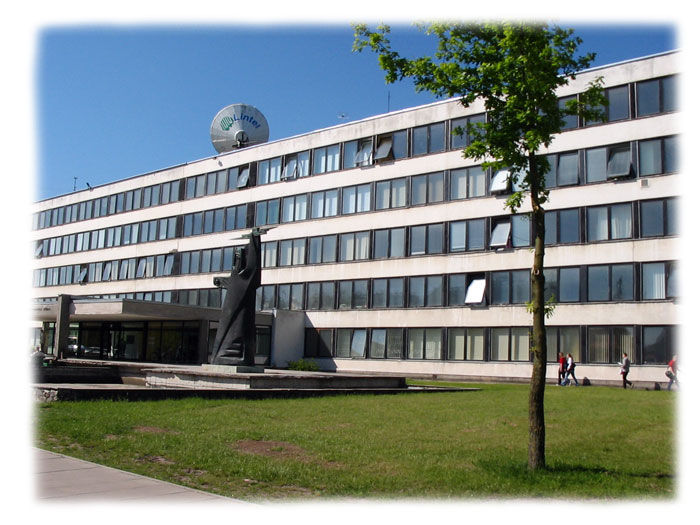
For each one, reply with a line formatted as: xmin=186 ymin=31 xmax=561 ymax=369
xmin=30 ymin=51 xmax=680 ymax=384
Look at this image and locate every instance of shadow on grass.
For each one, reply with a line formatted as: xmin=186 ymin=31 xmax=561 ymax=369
xmin=482 ymin=459 xmax=672 ymax=478
xmin=474 ymin=458 xmax=674 ymax=497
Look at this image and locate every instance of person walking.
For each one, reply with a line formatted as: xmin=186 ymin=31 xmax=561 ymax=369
xmin=562 ymin=353 xmax=579 ymax=386
xmin=666 ymin=355 xmax=679 ymax=391
xmin=620 ymin=352 xmax=632 ymax=389
xmin=557 ymin=352 xmax=566 ymax=386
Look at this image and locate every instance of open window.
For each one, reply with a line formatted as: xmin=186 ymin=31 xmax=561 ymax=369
xmin=465 ymin=276 xmax=486 ymax=305
xmin=490 ymin=168 xmax=510 ymax=194
xmin=490 ymin=220 xmax=511 ymax=249
xmin=374 ymin=136 xmax=393 ymax=163
xmin=354 ymin=139 xmax=373 ymax=167
xmin=607 ymin=145 xmax=632 ymax=179
xmin=237 ymin=166 xmax=251 ymax=188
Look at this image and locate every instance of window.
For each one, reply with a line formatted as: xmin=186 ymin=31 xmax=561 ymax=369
xmin=304 ymin=328 xmax=333 ymax=358
xmin=277 ymin=284 xmax=304 ymax=310
xmin=355 ymin=139 xmax=374 ymax=167
xmin=237 ymin=166 xmax=251 ymax=189
xmin=256 ymin=285 xmax=276 ymax=311
xmin=640 ymin=198 xmax=677 ymax=238
xmin=375 ymin=178 xmax=407 ymax=210
xmin=311 ymin=189 xmax=339 ymax=218
xmin=490 ymin=169 xmax=510 ymax=194
xmin=408 ymin=275 xmax=443 ymax=307
xmin=543 ymin=151 xmax=580 ymax=188
xmin=491 ymin=270 xmax=529 ymax=305
xmin=369 ymin=328 xmax=404 ymax=359
xmin=586 ymin=203 xmax=632 ymax=242
xmin=372 ymin=278 xmax=404 ymax=308
xmin=409 ymin=224 xmax=443 ymax=256
xmin=338 ymin=280 xmax=369 ymax=310
xmin=642 ymin=261 xmax=677 ymax=300
xmin=313 ymin=144 xmax=341 ymax=174
xmin=306 ymin=282 xmax=336 ymax=311
xmin=407 ymin=328 xmax=442 ymax=360
xmin=557 ymin=95 xmax=579 ymax=130
xmin=585 ymin=143 xmax=633 ymax=182
xmin=392 ymin=130 xmax=408 ymax=160
xmin=545 ymin=208 xmax=580 ymax=245
xmin=282 ymin=151 xmax=310 ymax=180
xmin=450 ymin=113 xmax=485 ymax=149
xmin=411 ymin=172 xmax=444 ymax=205
xmin=261 ymin=242 xmax=278 ymax=268
xmin=636 ymin=76 xmax=678 ymax=117
xmin=588 ymin=326 xmax=634 ymax=364
xmin=255 ymin=199 xmax=280 ymax=226
xmin=258 ymin=157 xmax=282 ymax=185
xmin=308 ymin=235 xmax=337 ymax=264
xmin=587 ymin=264 xmax=634 ymax=302
xmin=335 ymin=329 xmax=367 ymax=358
xmin=490 ymin=220 xmax=511 ymax=248
xmin=642 ymin=326 xmax=675 ymax=364
xmin=586 ymin=85 xmax=629 ymax=125
xmin=342 ymin=184 xmax=371 ymax=215
xmin=490 ymin=327 xmax=530 ymax=361
xmin=225 ymin=205 xmax=246 ymax=231
xmin=411 ymin=122 xmax=445 ymax=156
xmin=447 ymin=328 xmax=484 ymax=360
xmin=281 ymin=195 xmax=308 ymax=223
xmin=375 ymin=131 xmax=408 ymax=164
xmin=545 ymin=326 xmax=580 ymax=362
xmin=511 ymin=215 xmax=531 ymax=247
xmin=639 ymin=136 xmax=678 ymax=176
xmin=278 ymin=239 xmax=306 ymax=266
xmin=374 ymin=227 xmax=405 ymax=259
xmin=339 ymin=232 xmax=370 ymax=262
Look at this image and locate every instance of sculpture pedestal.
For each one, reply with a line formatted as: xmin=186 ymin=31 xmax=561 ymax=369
xmin=202 ymin=364 xmax=265 ymax=374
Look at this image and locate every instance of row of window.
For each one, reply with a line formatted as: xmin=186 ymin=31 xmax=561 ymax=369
xmin=34 ymin=193 xmax=678 ymax=264
xmin=33 ymin=73 xmax=678 ymax=231
xmin=254 ymin=261 xmax=677 ymax=312
xmin=304 ymin=324 xmax=676 ymax=365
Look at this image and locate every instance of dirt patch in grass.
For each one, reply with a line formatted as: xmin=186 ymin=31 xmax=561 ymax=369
xmin=133 ymin=426 xmax=179 ymax=435
xmin=233 ymin=439 xmax=342 ymax=469
xmin=135 ymin=454 xmax=176 ymax=465
xmin=234 ymin=440 xmax=309 ymax=460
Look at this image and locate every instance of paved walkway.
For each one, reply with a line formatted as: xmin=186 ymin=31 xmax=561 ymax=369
xmin=34 ymin=448 xmax=253 ymax=503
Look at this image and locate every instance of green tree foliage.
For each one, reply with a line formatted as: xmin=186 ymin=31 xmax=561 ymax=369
xmin=354 ymin=22 xmax=606 ymax=470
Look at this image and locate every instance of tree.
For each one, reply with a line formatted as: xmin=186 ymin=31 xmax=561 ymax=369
xmin=354 ymin=22 xmax=606 ymax=470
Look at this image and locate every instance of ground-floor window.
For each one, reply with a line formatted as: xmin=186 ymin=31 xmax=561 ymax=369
xmin=303 ymin=324 xmax=676 ymax=365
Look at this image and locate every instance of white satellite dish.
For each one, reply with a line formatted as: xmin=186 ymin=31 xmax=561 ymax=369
xmin=210 ymin=103 xmax=270 ymax=153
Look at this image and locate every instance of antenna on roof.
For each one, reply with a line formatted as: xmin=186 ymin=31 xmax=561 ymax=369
xmin=210 ymin=104 xmax=270 ymax=153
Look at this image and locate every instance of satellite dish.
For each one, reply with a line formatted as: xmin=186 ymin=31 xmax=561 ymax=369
xmin=210 ymin=103 xmax=270 ymax=153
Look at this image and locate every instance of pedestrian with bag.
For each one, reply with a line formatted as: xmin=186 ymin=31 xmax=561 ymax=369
xmin=666 ymin=355 xmax=679 ymax=391
xmin=562 ymin=353 xmax=579 ymax=386
xmin=620 ymin=352 xmax=632 ymax=389
xmin=557 ymin=352 xmax=566 ymax=386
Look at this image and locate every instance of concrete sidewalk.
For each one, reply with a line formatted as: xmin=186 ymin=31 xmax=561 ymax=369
xmin=34 ymin=448 xmax=253 ymax=503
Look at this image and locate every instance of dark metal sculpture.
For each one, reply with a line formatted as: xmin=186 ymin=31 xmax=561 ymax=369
xmin=210 ymin=227 xmax=268 ymax=366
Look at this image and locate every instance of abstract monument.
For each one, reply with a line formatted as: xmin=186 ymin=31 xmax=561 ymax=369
xmin=209 ymin=227 xmax=268 ymax=366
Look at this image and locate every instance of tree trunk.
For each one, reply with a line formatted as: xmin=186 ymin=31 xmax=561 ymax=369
xmin=528 ymin=154 xmax=547 ymax=470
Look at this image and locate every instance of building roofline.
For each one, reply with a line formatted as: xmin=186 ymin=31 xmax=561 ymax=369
xmin=35 ymin=50 xmax=679 ymax=205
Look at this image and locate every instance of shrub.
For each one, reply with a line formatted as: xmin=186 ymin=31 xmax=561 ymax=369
xmin=287 ymin=359 xmax=320 ymax=372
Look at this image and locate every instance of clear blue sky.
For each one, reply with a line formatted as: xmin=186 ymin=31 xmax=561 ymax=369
xmin=36 ymin=23 xmax=677 ymax=200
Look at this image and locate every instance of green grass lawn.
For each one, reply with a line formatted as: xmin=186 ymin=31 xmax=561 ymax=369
xmin=34 ymin=382 xmax=675 ymax=501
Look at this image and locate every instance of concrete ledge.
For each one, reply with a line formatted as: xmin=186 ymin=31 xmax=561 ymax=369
xmin=33 ymin=384 xmax=476 ymax=402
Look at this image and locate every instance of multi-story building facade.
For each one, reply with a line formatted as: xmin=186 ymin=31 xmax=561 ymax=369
xmin=30 ymin=52 xmax=680 ymax=384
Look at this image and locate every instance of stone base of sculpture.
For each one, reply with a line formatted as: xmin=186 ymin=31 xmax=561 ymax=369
xmin=202 ymin=364 xmax=264 ymax=374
